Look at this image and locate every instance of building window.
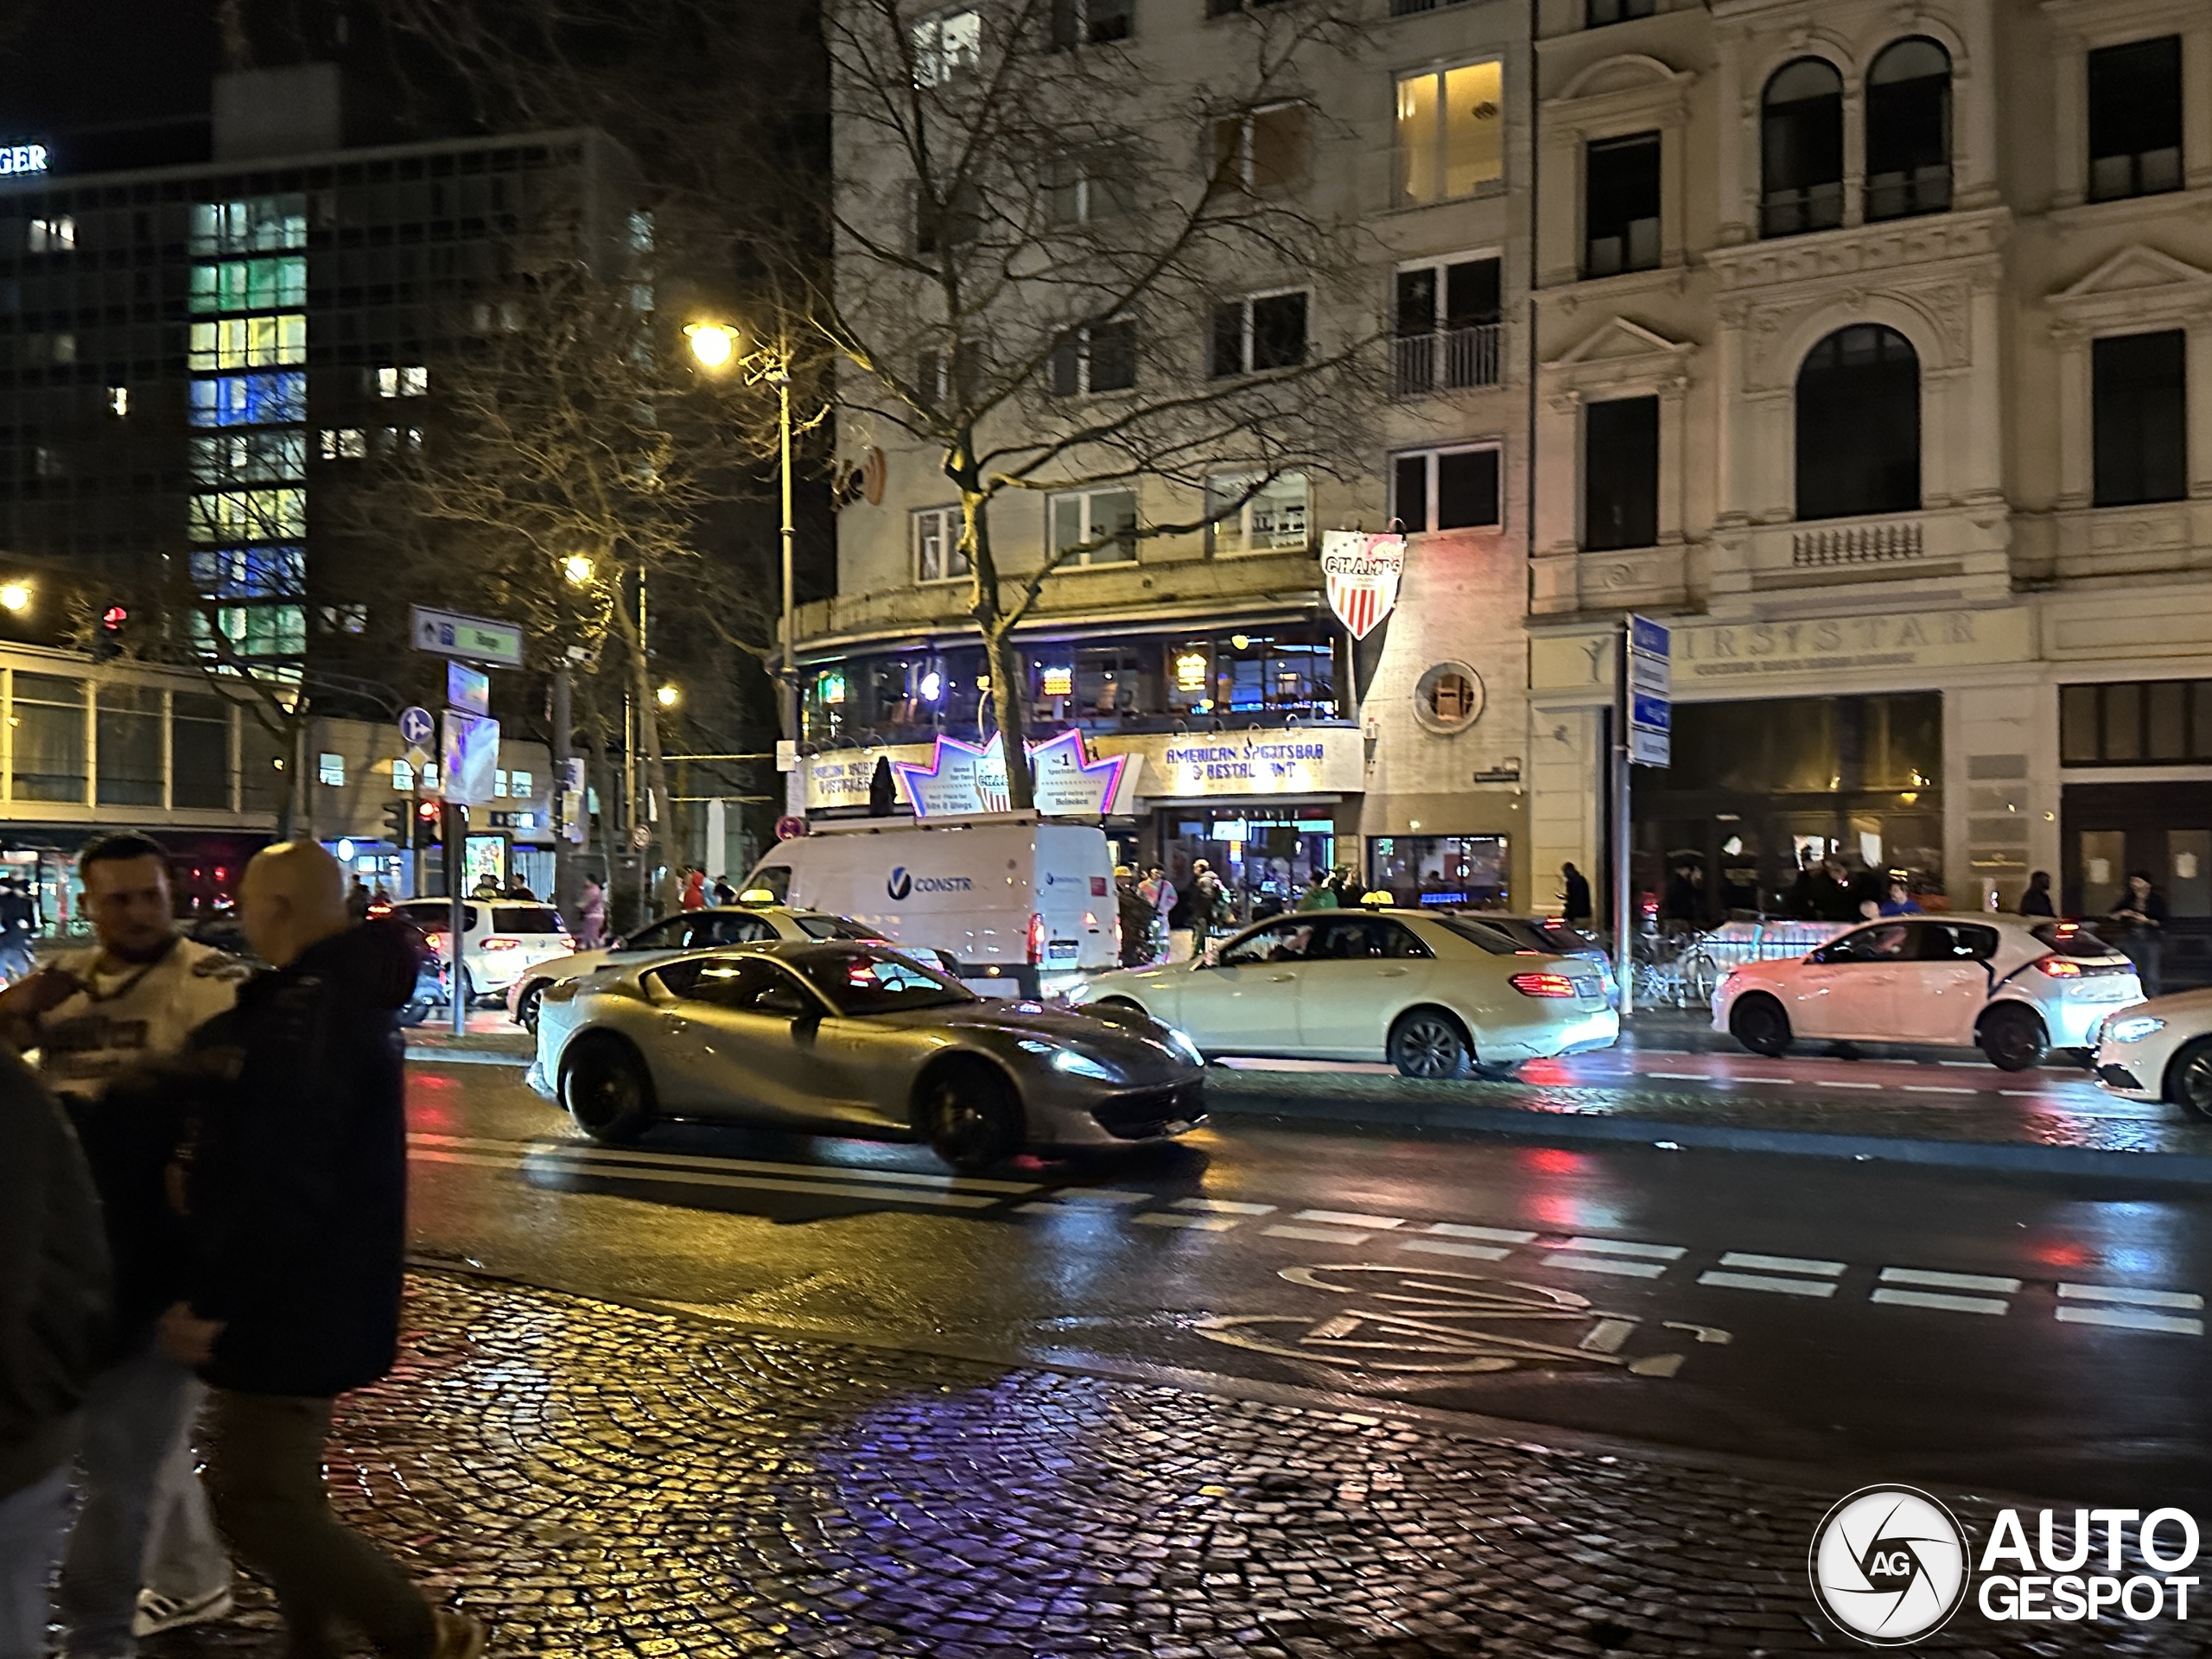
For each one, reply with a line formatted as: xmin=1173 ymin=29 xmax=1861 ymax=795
xmin=1210 ymin=290 xmax=1307 ymax=377
xmin=2062 ymin=680 xmax=2212 ymax=766
xmin=916 ymin=342 xmax=979 ymax=410
xmin=392 ymin=758 xmax=416 ymax=791
xmin=1394 ymin=62 xmax=1503 ymax=206
xmin=1205 ymin=471 xmax=1309 ymax=556
xmin=106 ymin=386 xmax=129 ymax=417
xmin=1211 ymin=103 xmax=1310 ymax=194
xmin=1582 ymin=397 xmax=1658 ymax=551
xmin=510 ymin=770 xmax=532 ymax=798
xmin=1393 ymin=257 xmax=1501 ymax=397
xmin=376 ymin=365 xmax=429 ymax=397
xmin=915 ymin=505 xmax=970 ymax=582
xmin=1795 ymin=325 xmax=1919 ymax=521
xmin=194 ymin=431 xmax=308 ymax=484
xmin=1045 ymin=149 xmax=1134 ymax=224
xmin=188 ymin=372 xmax=306 ymax=428
xmin=28 ymin=216 xmax=75 ymax=252
xmin=1865 ymin=38 xmax=1952 ymax=222
xmin=188 ymin=256 xmax=307 ymax=315
xmin=493 ymin=768 xmax=511 ymax=798
xmin=319 ymin=428 xmax=366 ymax=461
xmin=318 ymin=752 xmax=346 ymax=787
xmin=1584 ymin=132 xmax=1661 ymax=277
xmin=188 ymin=315 xmax=306 ymax=372
xmin=1586 ymin=0 xmax=1655 ymax=24
xmin=912 ymin=8 xmax=982 ymax=83
xmin=1047 ymin=320 xmax=1137 ymax=396
xmin=188 ymin=547 xmax=306 ymax=599
xmin=190 ymin=197 xmax=307 ymax=255
xmin=1392 ymin=445 xmax=1500 ymax=532
xmin=317 ymin=604 xmax=367 ymax=635
xmin=188 ymin=488 xmax=307 ymax=543
xmin=1049 ymin=486 xmax=1137 ymax=565
xmin=2088 ymin=35 xmax=2182 ymax=202
xmin=1048 ymin=0 xmax=1131 ymax=48
xmin=1761 ymin=59 xmax=1843 ymax=238
xmin=2093 ymin=330 xmax=2187 ymax=508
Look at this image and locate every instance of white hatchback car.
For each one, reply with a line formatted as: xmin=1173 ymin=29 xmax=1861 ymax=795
xmin=390 ymin=898 xmax=575 ymax=1006
xmin=2092 ymin=988 xmax=2212 ymax=1119
xmin=1713 ymin=916 xmax=2140 ymax=1071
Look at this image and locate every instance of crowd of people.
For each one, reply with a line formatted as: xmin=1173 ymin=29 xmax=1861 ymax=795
xmin=3 ymin=832 xmax=485 ymax=1659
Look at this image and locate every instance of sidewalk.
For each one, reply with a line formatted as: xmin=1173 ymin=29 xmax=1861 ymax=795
xmin=152 ymin=1272 xmax=2200 ymax=1658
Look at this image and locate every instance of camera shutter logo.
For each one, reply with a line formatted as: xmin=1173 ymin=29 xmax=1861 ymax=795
xmin=887 ymin=867 xmax=913 ymax=901
xmin=1809 ymin=1486 xmax=1968 ymax=1646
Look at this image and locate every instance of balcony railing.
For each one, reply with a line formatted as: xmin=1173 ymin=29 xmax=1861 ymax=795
xmin=1791 ymin=521 xmax=1925 ymax=568
xmin=1760 ymin=181 xmax=1844 ymax=239
xmin=1391 ymin=323 xmax=1502 ymax=398
xmin=1865 ymin=165 xmax=1951 ymax=223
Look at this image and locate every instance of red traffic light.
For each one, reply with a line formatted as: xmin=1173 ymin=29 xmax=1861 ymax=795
xmin=99 ymin=605 xmax=127 ymax=631
xmin=416 ymin=799 xmax=440 ymax=820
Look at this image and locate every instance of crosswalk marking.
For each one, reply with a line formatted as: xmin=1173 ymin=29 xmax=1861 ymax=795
xmin=1172 ymin=1197 xmax=1276 ymax=1216
xmin=1872 ymin=1287 xmax=2009 ymax=1316
xmin=1880 ymin=1267 xmax=2023 ymax=1294
xmin=1264 ymin=1224 xmax=1370 ymax=1245
xmin=1293 ymin=1209 xmax=1408 ymax=1230
xmin=1543 ymin=1253 xmax=1669 ymax=1280
xmin=2056 ymin=1283 xmax=2204 ymax=1312
xmin=1562 ymin=1236 xmax=1686 ymax=1261
xmin=1719 ymin=1251 xmax=1846 ymax=1276
xmin=1398 ymin=1237 xmax=1511 ymax=1262
xmin=1698 ymin=1270 xmax=1837 ymax=1300
xmin=1135 ymin=1211 xmax=1241 ymax=1231
xmin=2055 ymin=1305 xmax=2205 ymax=1338
xmin=1425 ymin=1223 xmax=1538 ymax=1244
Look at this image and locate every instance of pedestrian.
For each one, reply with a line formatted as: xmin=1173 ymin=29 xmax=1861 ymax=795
xmin=1559 ymin=862 xmax=1592 ymax=926
xmin=712 ymin=874 xmax=738 ymax=907
xmin=1659 ymin=860 xmax=1700 ymax=934
xmin=2018 ymin=870 xmax=2056 ymax=918
xmin=680 ymin=868 xmax=707 ymax=911
xmin=0 ymin=833 xmax=248 ymax=1655
xmin=369 ymin=882 xmax=391 ymax=909
xmin=503 ymin=877 xmax=536 ymax=901
xmin=575 ymin=878 xmax=608 ymax=950
xmin=1137 ymin=866 xmax=1175 ymax=963
xmin=652 ymin=865 xmax=682 ymax=916
xmin=1190 ymin=860 xmax=1224 ymax=950
xmin=1878 ymin=879 xmax=1923 ymax=917
xmin=159 ymin=841 xmax=485 ymax=1659
xmin=469 ymin=874 xmax=499 ymax=901
xmin=0 ymin=876 xmax=35 ymax=981
xmin=2107 ymin=871 xmax=2168 ymax=998
xmin=0 ymin=1047 xmax=110 ymax=1659
xmin=1296 ymin=874 xmax=1338 ymax=911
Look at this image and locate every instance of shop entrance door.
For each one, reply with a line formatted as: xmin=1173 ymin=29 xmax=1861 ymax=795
xmin=2077 ymin=830 xmax=2127 ymax=918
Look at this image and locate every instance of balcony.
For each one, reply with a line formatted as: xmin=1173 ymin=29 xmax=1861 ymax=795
xmin=1391 ymin=324 xmax=1502 ymax=398
xmin=1707 ymin=505 xmax=2012 ymax=605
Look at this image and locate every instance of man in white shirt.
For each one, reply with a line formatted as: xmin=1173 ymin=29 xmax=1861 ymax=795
xmin=0 ymin=834 xmax=251 ymax=1656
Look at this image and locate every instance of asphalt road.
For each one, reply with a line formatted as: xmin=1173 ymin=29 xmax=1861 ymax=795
xmin=402 ymin=1054 xmax=2212 ymax=1510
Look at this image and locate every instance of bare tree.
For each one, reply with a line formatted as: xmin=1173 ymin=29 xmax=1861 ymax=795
xmin=817 ymin=0 xmax=1382 ymax=805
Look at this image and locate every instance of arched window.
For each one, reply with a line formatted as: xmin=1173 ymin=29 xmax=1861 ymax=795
xmin=1796 ymin=325 xmax=1919 ymax=520
xmin=1866 ymin=38 xmax=1951 ymax=221
xmin=1761 ymin=58 xmax=1843 ymax=238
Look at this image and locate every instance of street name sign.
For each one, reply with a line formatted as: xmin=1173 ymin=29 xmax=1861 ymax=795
xmin=410 ymin=605 xmax=524 ymax=669
xmin=1628 ymin=614 xmax=1671 ymax=767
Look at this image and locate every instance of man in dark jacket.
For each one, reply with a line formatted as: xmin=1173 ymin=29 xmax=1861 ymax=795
xmin=0 ymin=1052 xmax=110 ymax=1659
xmin=157 ymin=842 xmax=481 ymax=1659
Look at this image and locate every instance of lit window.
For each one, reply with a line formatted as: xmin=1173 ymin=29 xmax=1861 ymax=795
xmin=28 ymin=215 xmax=75 ymax=252
xmin=188 ymin=489 xmax=307 ymax=543
xmin=1204 ymin=472 xmax=1309 ymax=556
xmin=1395 ymin=62 xmax=1503 ymax=204
xmin=188 ymin=547 xmax=305 ymax=599
xmin=318 ymin=753 xmax=346 ymax=786
xmin=914 ymin=505 xmax=970 ymax=582
xmin=493 ymin=768 xmax=510 ymax=798
xmin=188 ymin=315 xmax=307 ymax=372
xmin=912 ymin=8 xmax=981 ymax=84
xmin=376 ymin=365 xmax=429 ymax=397
xmin=317 ymin=604 xmax=368 ymax=635
xmin=319 ymin=428 xmax=365 ymax=461
xmin=188 ymin=257 xmax=308 ymax=315
xmin=188 ymin=372 xmax=306 ymax=428
xmin=189 ymin=198 xmax=308 ymax=256
xmin=193 ymin=431 xmax=308 ymax=484
xmin=106 ymin=386 xmax=129 ymax=416
xmin=509 ymin=770 xmax=531 ymax=797
xmin=1048 ymin=487 xmax=1138 ymax=566
xmin=392 ymin=758 xmax=416 ymax=791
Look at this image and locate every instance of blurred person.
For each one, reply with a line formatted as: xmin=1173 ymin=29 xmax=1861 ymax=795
xmin=0 ymin=834 xmax=247 ymax=1654
xmin=652 ymin=865 xmax=682 ymax=916
xmin=1559 ymin=862 xmax=1592 ymax=927
xmin=1137 ymin=866 xmax=1175 ymax=961
xmin=0 ymin=877 xmax=35 ymax=980
xmin=1190 ymin=861 xmax=1225 ymax=950
xmin=2108 ymin=872 xmax=2169 ymax=997
xmin=575 ymin=878 xmax=608 ymax=950
xmin=502 ymin=878 xmax=536 ymax=901
xmin=680 ymin=868 xmax=707 ymax=911
xmin=159 ymin=842 xmax=483 ymax=1659
xmin=346 ymin=878 xmax=371 ymax=923
xmin=2018 ymin=870 xmax=2056 ymax=918
xmin=711 ymin=874 xmax=738 ymax=907
xmin=0 ymin=1049 xmax=109 ymax=1659
xmin=1878 ymin=879 xmax=1923 ymax=918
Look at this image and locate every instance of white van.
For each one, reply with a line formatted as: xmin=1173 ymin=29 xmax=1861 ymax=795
xmin=741 ymin=812 xmax=1119 ymax=996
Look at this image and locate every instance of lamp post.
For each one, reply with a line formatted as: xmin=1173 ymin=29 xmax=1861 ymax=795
xmin=685 ymin=321 xmax=797 ymax=797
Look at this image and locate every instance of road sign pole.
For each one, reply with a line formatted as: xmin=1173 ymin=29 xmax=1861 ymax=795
xmin=1613 ymin=620 xmax=1634 ymax=1016
xmin=444 ymin=802 xmax=466 ymax=1037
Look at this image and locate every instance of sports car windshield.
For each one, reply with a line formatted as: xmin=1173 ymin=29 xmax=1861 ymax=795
xmin=792 ymin=949 xmax=977 ymax=1015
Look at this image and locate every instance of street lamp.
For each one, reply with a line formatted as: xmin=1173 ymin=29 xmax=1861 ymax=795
xmin=563 ymin=555 xmax=594 ymax=587
xmin=657 ymin=683 xmax=680 ymax=709
xmin=686 ymin=315 xmax=798 ymax=783
xmin=0 ymin=582 xmax=29 ymax=613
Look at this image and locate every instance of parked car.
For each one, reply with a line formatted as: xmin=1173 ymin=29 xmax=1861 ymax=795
xmin=527 ymin=940 xmax=1205 ymax=1169
xmin=2093 ymin=988 xmax=2212 ymax=1119
xmin=389 ymin=898 xmax=574 ymax=1006
xmin=1713 ymin=917 xmax=2139 ymax=1071
xmin=1064 ymin=908 xmax=1618 ymax=1078
xmin=1440 ymin=912 xmax=1617 ymax=1006
xmin=504 ymin=906 xmax=954 ymax=1032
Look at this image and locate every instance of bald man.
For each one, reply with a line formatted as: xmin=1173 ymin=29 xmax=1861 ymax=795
xmin=158 ymin=843 xmax=482 ymax=1659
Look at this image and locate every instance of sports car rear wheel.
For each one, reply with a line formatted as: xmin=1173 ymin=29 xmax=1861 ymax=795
xmin=564 ymin=1036 xmax=657 ymax=1144
xmin=2167 ymin=1038 xmax=2212 ymax=1122
xmin=1979 ymin=1004 xmax=2048 ymax=1072
xmin=1389 ymin=1008 xmax=1474 ymax=1080
xmin=917 ymin=1060 xmax=1025 ymax=1172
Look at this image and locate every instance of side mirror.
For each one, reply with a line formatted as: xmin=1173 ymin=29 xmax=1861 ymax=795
xmin=758 ymin=988 xmax=816 ymax=1020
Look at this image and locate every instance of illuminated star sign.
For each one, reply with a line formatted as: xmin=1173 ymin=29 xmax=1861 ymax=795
xmin=891 ymin=730 xmax=1132 ymax=818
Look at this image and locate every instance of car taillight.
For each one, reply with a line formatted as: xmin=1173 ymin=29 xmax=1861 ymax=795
xmin=1027 ymin=912 xmax=1046 ymax=964
xmin=2032 ymin=956 xmax=2082 ymax=978
xmin=1509 ymin=970 xmax=1580 ymax=998
xmin=557 ymin=935 xmax=575 ymax=950
xmin=482 ymin=937 xmax=520 ymax=951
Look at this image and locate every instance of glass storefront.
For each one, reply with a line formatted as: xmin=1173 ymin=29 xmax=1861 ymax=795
xmin=1366 ymin=835 xmax=1510 ymax=910
xmin=1160 ymin=807 xmax=1338 ymax=923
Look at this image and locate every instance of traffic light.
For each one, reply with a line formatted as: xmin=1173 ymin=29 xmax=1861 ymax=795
xmin=416 ymin=798 xmax=442 ymax=845
xmin=92 ymin=603 xmax=127 ymax=661
xmin=383 ymin=801 xmax=414 ymax=850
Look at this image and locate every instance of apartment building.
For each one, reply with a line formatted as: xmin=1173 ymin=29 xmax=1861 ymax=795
xmin=806 ymin=0 xmax=1543 ymax=912
xmin=1524 ymin=0 xmax=2212 ymax=979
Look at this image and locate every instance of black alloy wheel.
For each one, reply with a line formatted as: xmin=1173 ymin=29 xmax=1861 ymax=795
xmin=2168 ymin=1038 xmax=2212 ymax=1122
xmin=516 ymin=981 xmax=546 ymax=1035
xmin=1978 ymin=1004 xmax=2049 ymax=1072
xmin=918 ymin=1062 xmax=1025 ymax=1172
xmin=1389 ymin=1008 xmax=1474 ymax=1080
xmin=1728 ymin=995 xmax=1793 ymax=1058
xmin=563 ymin=1037 xmax=658 ymax=1144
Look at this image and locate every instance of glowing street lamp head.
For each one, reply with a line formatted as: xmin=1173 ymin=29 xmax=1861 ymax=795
xmin=685 ymin=321 xmax=737 ymax=370
xmin=0 ymin=582 xmax=29 ymax=613
xmin=656 ymin=683 xmax=681 ymax=708
xmin=563 ymin=555 xmax=594 ymax=586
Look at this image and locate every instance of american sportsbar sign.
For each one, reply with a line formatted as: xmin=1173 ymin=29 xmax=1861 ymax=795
xmin=1320 ymin=530 xmax=1408 ymax=639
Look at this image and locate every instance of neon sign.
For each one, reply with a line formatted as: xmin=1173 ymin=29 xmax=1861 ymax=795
xmin=0 ymin=143 xmax=49 ymax=177
xmin=891 ymin=729 xmax=1135 ymax=819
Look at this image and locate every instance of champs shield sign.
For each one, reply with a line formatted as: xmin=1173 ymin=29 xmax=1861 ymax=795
xmin=1320 ymin=531 xmax=1408 ymax=640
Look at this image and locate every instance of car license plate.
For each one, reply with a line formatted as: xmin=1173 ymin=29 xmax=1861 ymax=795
xmin=1163 ymin=1119 xmax=1194 ymax=1135
xmin=1048 ymin=940 xmax=1079 ymax=961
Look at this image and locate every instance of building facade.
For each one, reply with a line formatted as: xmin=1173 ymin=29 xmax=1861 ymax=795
xmin=1525 ymin=0 xmax=2212 ymax=980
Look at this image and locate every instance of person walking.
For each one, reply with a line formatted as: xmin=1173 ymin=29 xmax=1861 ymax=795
xmin=680 ymin=868 xmax=707 ymax=912
xmin=652 ymin=865 xmax=682 ymax=917
xmin=1191 ymin=860 xmax=1225 ymax=951
xmin=0 ymin=834 xmax=247 ymax=1655
xmin=575 ymin=878 xmax=608 ymax=950
xmin=2018 ymin=870 xmax=2056 ymax=918
xmin=1137 ymin=867 xmax=1175 ymax=963
xmin=159 ymin=842 xmax=484 ymax=1659
xmin=0 ymin=1049 xmax=110 ymax=1659
xmin=711 ymin=875 xmax=738 ymax=907
xmin=0 ymin=876 xmax=36 ymax=980
xmin=345 ymin=879 xmax=371 ymax=924
xmin=2108 ymin=871 xmax=2169 ymax=998
xmin=1559 ymin=862 xmax=1592 ymax=927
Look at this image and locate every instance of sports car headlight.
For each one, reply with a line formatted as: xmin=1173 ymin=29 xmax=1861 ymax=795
xmin=1051 ymin=1048 xmax=1116 ymax=1081
xmin=1163 ymin=1027 xmax=1205 ymax=1066
xmin=1063 ymin=980 xmax=1091 ymax=1003
xmin=2105 ymin=1014 xmax=2165 ymax=1045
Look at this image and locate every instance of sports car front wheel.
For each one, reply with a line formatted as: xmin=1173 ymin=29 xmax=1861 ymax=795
xmin=917 ymin=1061 xmax=1025 ymax=1172
xmin=564 ymin=1036 xmax=657 ymax=1144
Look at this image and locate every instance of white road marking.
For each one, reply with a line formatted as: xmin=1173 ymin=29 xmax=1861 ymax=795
xmin=1426 ymin=1223 xmax=1539 ymax=1244
xmin=1172 ymin=1197 xmax=1276 ymax=1216
xmin=1871 ymin=1287 xmax=2008 ymax=1316
xmin=1561 ymin=1236 xmax=1687 ymax=1261
xmin=2057 ymin=1284 xmax=2205 ymax=1312
xmin=1293 ymin=1209 xmax=1407 ymax=1230
xmin=1719 ymin=1252 xmax=1847 ymax=1277
xmin=1936 ymin=1060 xmax=1984 ymax=1068
xmin=1816 ymin=1080 xmax=1884 ymax=1090
xmin=1264 ymin=1224 xmax=1370 ymax=1245
xmin=409 ymin=1132 xmax=1037 ymax=1194
xmin=1879 ymin=1267 xmax=2023 ymax=1294
xmin=1398 ymin=1237 xmax=1511 ymax=1262
xmin=1648 ymin=1071 xmax=1708 ymax=1081
xmin=2055 ymin=1306 xmax=2204 ymax=1338
xmin=1999 ymin=1090 xmax=2043 ymax=1097
xmin=1046 ymin=1188 xmax=1154 ymax=1205
xmin=409 ymin=1147 xmax=1003 ymax=1208
xmin=1902 ymin=1086 xmax=1978 ymax=1096
xmin=1698 ymin=1270 xmax=1837 ymax=1299
xmin=1135 ymin=1211 xmax=1242 ymax=1231
xmin=1541 ymin=1253 xmax=1669 ymax=1280
xmin=1741 ymin=1076 xmax=1794 ymax=1083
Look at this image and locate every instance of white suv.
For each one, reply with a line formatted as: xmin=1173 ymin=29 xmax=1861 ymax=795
xmin=391 ymin=898 xmax=575 ymax=1005
xmin=1713 ymin=917 xmax=2140 ymax=1070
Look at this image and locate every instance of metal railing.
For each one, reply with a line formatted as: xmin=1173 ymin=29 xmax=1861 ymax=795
xmin=1633 ymin=919 xmax=1855 ymax=1010
xmin=1391 ymin=324 xmax=1502 ymax=398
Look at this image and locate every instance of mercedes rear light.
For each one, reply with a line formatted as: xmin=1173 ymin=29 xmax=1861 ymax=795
xmin=1027 ymin=912 xmax=1046 ymax=964
xmin=1508 ymin=970 xmax=1580 ymax=998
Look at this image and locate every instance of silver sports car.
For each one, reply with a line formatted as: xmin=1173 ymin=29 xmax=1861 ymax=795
xmin=527 ymin=940 xmax=1207 ymax=1170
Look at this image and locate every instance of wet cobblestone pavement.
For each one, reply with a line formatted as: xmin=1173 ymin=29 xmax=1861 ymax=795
xmin=149 ymin=1272 xmax=2207 ymax=1658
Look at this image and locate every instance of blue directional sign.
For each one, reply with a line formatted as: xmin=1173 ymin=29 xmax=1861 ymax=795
xmin=1631 ymin=692 xmax=1672 ymax=731
xmin=397 ymin=705 xmax=435 ymax=747
xmin=1627 ymin=614 xmax=1671 ymax=767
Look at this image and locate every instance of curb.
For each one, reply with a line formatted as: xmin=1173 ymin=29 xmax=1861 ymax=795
xmin=1204 ymin=1075 xmax=2212 ymax=1185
